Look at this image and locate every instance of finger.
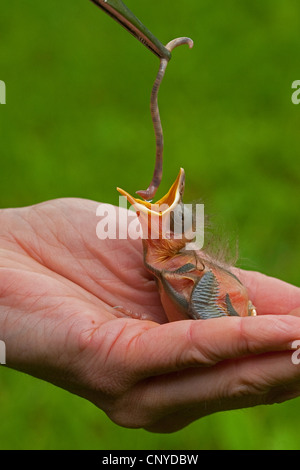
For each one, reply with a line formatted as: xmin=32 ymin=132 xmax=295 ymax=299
xmin=233 ymin=269 xmax=300 ymax=315
xmin=128 ymin=314 xmax=300 ymax=377
xmin=139 ymin=350 xmax=300 ymax=433
xmin=290 ymin=307 xmax=300 ymax=317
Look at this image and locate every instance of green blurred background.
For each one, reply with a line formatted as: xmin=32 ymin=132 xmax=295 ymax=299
xmin=0 ymin=0 xmax=299 ymax=450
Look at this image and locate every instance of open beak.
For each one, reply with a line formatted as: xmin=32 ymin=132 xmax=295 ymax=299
xmin=117 ymin=168 xmax=185 ymax=239
xmin=90 ymin=0 xmax=172 ymax=60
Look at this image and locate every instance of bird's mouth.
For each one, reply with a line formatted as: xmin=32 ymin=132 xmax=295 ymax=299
xmin=117 ymin=168 xmax=186 ymax=240
xmin=117 ymin=168 xmax=185 ymax=217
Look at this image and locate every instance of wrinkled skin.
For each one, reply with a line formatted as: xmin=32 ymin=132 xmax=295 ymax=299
xmin=1 ymin=198 xmax=300 ymax=433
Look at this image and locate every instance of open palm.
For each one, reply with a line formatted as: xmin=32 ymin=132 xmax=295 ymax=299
xmin=1 ymin=198 xmax=300 ymax=433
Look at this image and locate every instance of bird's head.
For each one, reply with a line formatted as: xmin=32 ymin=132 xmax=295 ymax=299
xmin=117 ymin=168 xmax=195 ymax=256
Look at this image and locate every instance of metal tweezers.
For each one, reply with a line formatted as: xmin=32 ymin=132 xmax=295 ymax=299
xmin=90 ymin=0 xmax=172 ymax=60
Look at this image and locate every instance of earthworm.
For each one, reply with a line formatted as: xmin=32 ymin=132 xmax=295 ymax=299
xmin=136 ymin=37 xmax=194 ymax=201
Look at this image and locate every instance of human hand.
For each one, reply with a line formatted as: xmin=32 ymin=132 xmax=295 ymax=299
xmin=0 ymin=198 xmax=300 ymax=433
